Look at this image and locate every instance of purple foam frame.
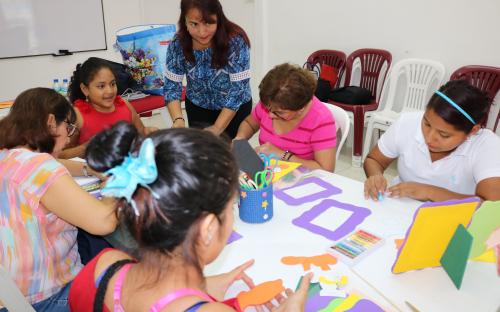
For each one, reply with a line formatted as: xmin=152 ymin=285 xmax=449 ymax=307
xmin=274 ymin=177 xmax=342 ymax=205
xmin=391 ymin=197 xmax=481 ymax=274
xmin=226 ymin=231 xmax=243 ymax=245
xmin=292 ymin=199 xmax=372 ymax=241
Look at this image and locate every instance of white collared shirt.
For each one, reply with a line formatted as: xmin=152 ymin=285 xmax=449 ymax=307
xmin=378 ymin=111 xmax=500 ymax=195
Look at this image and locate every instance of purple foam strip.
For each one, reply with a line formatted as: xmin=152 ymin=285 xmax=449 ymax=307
xmin=345 ymin=299 xmax=385 ymax=312
xmin=226 ymin=231 xmax=242 ymax=245
xmin=274 ymin=177 xmax=342 ymax=205
xmin=292 ymin=199 xmax=372 ymax=241
xmin=391 ymin=197 xmax=481 ymax=274
xmin=305 ymin=294 xmax=337 ymax=312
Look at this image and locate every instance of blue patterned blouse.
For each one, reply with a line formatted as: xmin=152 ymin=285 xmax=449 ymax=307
xmin=164 ymin=34 xmax=251 ymax=111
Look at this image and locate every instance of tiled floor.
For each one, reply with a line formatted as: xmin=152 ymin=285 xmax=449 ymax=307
xmin=141 ymin=108 xmax=398 ymax=183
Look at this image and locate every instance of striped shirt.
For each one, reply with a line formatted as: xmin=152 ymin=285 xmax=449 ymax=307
xmin=253 ymin=96 xmax=337 ymax=160
xmin=164 ymin=34 xmax=251 ymax=111
xmin=0 ymin=149 xmax=82 ymax=304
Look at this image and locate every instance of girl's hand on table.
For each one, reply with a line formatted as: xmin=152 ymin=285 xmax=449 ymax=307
xmin=364 ymin=174 xmax=387 ymax=201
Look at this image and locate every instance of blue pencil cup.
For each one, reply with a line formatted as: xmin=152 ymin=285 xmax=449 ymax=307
xmin=239 ymin=183 xmax=273 ymax=223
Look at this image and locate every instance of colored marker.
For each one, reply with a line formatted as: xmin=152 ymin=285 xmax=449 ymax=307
xmin=345 ymin=237 xmax=367 ymax=251
xmin=377 ymin=191 xmax=384 ymax=201
xmin=337 ymin=242 xmax=361 ymax=256
xmin=331 ymin=245 xmax=355 ymax=259
xmin=332 ymin=244 xmax=356 ymax=258
xmin=359 ymin=230 xmax=381 ymax=242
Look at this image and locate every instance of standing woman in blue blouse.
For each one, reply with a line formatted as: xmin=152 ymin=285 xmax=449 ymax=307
xmin=164 ymin=0 xmax=252 ymax=139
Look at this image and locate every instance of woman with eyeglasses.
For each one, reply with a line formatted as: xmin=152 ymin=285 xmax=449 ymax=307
xmin=235 ymin=63 xmax=337 ymax=172
xmin=0 ymin=88 xmax=118 ymax=312
xmin=363 ymin=80 xmax=500 ymax=202
xmin=164 ymin=0 xmax=252 ymax=139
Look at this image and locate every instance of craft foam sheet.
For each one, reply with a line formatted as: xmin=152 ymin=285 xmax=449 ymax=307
xmin=392 ymin=198 xmax=480 ymax=273
xmin=274 ymin=177 xmax=342 ymax=205
xmin=269 ymin=159 xmax=301 ymax=182
xmin=467 ymin=201 xmax=500 ymax=259
xmin=440 ymin=224 xmax=473 ymax=289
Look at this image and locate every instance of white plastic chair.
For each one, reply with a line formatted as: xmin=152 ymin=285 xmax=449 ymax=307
xmin=324 ymin=102 xmax=350 ymax=161
xmin=362 ymin=58 xmax=446 ymax=160
xmin=0 ymin=266 xmax=35 ymax=311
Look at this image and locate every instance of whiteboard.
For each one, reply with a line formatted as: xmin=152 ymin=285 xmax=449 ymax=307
xmin=0 ymin=0 xmax=106 ymax=59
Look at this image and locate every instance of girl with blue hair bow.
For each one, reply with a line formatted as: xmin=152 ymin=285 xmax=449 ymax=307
xmin=364 ymin=80 xmax=500 ymax=202
xmin=68 ymin=122 xmax=311 ymax=311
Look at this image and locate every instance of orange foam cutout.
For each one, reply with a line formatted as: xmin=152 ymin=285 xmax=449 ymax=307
xmin=237 ymin=279 xmax=285 ymax=310
xmin=395 ymin=238 xmax=405 ymax=250
xmin=281 ymin=253 xmax=337 ymax=271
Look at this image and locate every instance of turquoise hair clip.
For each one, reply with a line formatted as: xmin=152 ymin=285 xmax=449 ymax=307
xmin=435 ymin=90 xmax=476 ymax=124
xmin=101 ymin=138 xmax=159 ymax=216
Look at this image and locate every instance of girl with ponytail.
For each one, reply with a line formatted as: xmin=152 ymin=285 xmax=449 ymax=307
xmin=69 ymin=122 xmax=311 ymax=311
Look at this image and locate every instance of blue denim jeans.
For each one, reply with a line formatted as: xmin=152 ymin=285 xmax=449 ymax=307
xmin=0 ymin=282 xmax=71 ymax=312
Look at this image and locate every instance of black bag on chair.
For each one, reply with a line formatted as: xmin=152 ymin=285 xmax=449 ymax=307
xmin=330 ymin=86 xmax=373 ymax=104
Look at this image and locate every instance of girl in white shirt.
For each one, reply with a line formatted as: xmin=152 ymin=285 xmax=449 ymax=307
xmin=364 ymin=80 xmax=500 ymax=202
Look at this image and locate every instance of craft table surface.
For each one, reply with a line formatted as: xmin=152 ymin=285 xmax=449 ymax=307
xmin=203 ymin=170 xmax=500 ymax=312
xmin=100 ymin=170 xmax=500 ymax=311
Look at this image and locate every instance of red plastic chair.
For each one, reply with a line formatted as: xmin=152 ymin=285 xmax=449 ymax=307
xmin=305 ymin=50 xmax=347 ymax=88
xmin=495 ymin=110 xmax=500 ymax=132
xmin=328 ymin=48 xmax=392 ymax=166
xmin=450 ymin=65 xmax=500 ymax=127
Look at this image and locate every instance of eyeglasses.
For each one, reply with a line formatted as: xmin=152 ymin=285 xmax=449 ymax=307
xmin=64 ymin=120 xmax=77 ymax=137
xmin=264 ymin=106 xmax=293 ymax=121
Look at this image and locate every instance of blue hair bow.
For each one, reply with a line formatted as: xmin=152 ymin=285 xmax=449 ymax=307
xmin=101 ymin=138 xmax=158 ymax=216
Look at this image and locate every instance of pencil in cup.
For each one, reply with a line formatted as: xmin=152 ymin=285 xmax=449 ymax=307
xmin=238 ymin=182 xmax=273 ymax=223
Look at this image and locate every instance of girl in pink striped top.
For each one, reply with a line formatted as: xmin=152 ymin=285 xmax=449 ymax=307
xmin=235 ymin=63 xmax=337 ymax=171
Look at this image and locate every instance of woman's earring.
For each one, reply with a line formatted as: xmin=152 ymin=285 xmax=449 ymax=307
xmin=85 ymin=95 xmax=89 ymax=102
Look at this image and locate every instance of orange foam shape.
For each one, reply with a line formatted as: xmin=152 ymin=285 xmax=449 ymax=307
xmin=281 ymin=253 xmax=337 ymax=271
xmin=394 ymin=238 xmax=405 ymax=250
xmin=237 ymin=279 xmax=285 ymax=310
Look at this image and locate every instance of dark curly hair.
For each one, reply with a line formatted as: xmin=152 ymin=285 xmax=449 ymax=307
xmin=85 ymin=122 xmax=239 ymax=273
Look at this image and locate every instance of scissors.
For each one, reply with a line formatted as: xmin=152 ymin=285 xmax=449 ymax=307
xmin=254 ymin=169 xmax=274 ymax=189
xmin=259 ymin=153 xmax=278 ymax=172
xmin=239 ymin=172 xmax=257 ymax=190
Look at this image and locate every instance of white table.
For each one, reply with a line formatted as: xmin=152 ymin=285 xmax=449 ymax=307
xmin=205 ymin=170 xmax=500 ymax=312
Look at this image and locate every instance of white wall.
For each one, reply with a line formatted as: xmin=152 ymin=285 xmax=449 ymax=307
xmin=1 ymin=0 xmax=500 ymax=126
xmin=264 ymin=0 xmax=500 ymax=128
xmin=0 ymin=0 xmax=258 ymax=101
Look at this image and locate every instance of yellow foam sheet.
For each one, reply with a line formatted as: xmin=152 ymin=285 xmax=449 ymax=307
xmin=472 ymin=249 xmax=496 ymax=263
xmin=270 ymin=159 xmax=301 ymax=182
xmin=392 ymin=198 xmax=480 ymax=274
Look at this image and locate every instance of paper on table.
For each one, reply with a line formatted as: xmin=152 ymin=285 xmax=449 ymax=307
xmin=440 ymin=224 xmax=473 ymax=289
xmin=392 ymin=198 xmax=480 ymax=273
xmin=468 ymin=201 xmax=500 ymax=258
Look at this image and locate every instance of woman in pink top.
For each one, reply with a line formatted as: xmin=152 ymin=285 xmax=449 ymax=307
xmin=69 ymin=123 xmax=311 ymax=311
xmin=235 ymin=63 xmax=337 ymax=172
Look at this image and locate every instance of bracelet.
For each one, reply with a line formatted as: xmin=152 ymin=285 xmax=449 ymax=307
xmin=173 ymin=117 xmax=185 ymax=123
xmin=281 ymin=150 xmax=290 ymax=161
xmin=82 ymin=163 xmax=90 ymax=177
xmin=286 ymin=152 xmax=294 ymax=161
